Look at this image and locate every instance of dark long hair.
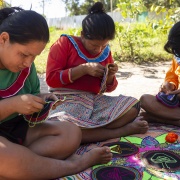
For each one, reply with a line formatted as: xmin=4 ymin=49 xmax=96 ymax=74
xmin=0 ymin=7 xmax=49 ymax=44
xmin=82 ymin=2 xmax=115 ymax=40
xmin=164 ymin=21 xmax=180 ymax=57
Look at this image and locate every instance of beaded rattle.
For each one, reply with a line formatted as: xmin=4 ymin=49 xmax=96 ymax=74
xmin=23 ymin=97 xmax=66 ymax=127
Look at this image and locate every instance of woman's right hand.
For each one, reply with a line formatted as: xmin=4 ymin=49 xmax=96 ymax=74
xmin=83 ymin=62 xmax=105 ymax=78
xmin=159 ymin=82 xmax=175 ymax=94
xmin=13 ymin=94 xmax=45 ymax=115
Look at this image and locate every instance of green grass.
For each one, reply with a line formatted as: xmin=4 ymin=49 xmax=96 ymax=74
xmin=34 ymin=27 xmax=64 ymax=74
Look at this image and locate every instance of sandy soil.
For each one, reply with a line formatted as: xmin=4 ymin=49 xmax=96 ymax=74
xmin=39 ymin=60 xmax=172 ymax=100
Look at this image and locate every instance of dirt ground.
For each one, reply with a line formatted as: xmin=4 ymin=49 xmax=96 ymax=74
xmin=39 ymin=60 xmax=172 ymax=100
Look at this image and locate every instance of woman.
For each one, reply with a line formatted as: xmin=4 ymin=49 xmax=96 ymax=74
xmin=140 ymin=21 xmax=180 ymax=127
xmin=46 ymin=2 xmax=148 ymax=143
xmin=0 ymin=7 xmax=112 ymax=179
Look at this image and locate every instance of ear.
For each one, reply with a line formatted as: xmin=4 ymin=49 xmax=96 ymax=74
xmin=81 ymin=31 xmax=84 ymax=38
xmin=0 ymin=32 xmax=10 ymax=44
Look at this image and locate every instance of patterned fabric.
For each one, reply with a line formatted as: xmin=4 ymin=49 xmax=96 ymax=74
xmin=103 ymin=141 xmax=139 ymax=157
xmin=91 ymin=165 xmax=141 ymax=180
xmin=142 ymin=150 xmax=180 ymax=172
xmin=62 ymin=34 xmax=110 ymax=63
xmin=57 ymin=123 xmax=180 ymax=180
xmin=156 ymin=92 xmax=180 ymax=108
xmin=49 ymin=91 xmax=138 ymax=128
xmin=23 ymin=100 xmax=61 ymax=127
xmin=99 ymin=64 xmax=110 ymax=94
xmin=0 ymin=67 xmax=31 ymax=98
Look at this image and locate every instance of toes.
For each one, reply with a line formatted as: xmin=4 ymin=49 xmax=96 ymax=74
xmin=138 ymin=120 xmax=148 ymax=127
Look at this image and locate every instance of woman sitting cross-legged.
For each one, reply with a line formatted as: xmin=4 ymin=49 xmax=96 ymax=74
xmin=46 ymin=2 xmax=149 ymax=144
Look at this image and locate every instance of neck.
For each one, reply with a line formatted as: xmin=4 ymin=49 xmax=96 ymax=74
xmin=0 ymin=60 xmax=5 ymax=69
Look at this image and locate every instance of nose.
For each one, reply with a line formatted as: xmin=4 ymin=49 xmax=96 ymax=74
xmin=23 ymin=57 xmax=35 ymax=67
xmin=95 ymin=46 xmax=103 ymax=54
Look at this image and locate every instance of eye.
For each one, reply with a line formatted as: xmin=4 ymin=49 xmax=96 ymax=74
xmin=20 ymin=53 xmax=28 ymax=58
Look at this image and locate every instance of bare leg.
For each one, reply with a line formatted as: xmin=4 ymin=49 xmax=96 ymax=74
xmin=140 ymin=94 xmax=180 ymax=126
xmin=140 ymin=111 xmax=180 ymax=126
xmin=24 ymin=120 xmax=82 ymax=159
xmin=81 ymin=108 xmax=148 ymax=143
xmin=0 ymin=136 xmax=112 ymax=180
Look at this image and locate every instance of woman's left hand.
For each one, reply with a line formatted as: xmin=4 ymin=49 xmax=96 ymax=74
xmin=167 ymin=89 xmax=180 ymax=95
xmin=37 ymin=93 xmax=58 ymax=101
xmin=107 ymin=63 xmax=118 ymax=76
xmin=37 ymin=93 xmax=66 ymax=110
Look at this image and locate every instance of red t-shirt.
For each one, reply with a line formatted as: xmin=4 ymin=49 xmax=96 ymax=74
xmin=46 ymin=34 xmax=118 ymax=94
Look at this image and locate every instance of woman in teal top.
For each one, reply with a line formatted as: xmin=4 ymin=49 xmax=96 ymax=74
xmin=0 ymin=7 xmax=112 ymax=179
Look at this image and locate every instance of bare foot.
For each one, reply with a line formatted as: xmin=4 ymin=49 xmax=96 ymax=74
xmin=120 ymin=116 xmax=149 ymax=136
xmin=139 ymin=111 xmax=154 ymax=122
xmin=65 ymin=146 xmax=112 ymax=176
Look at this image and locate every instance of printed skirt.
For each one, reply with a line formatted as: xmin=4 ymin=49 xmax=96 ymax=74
xmin=49 ymin=89 xmax=139 ymax=129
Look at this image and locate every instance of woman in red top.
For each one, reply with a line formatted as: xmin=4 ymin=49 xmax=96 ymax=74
xmin=46 ymin=2 xmax=148 ymax=143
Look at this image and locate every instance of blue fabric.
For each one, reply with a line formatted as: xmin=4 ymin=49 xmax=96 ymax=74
xmin=156 ymin=92 xmax=179 ymax=108
xmin=61 ymin=34 xmax=110 ymax=63
xmin=175 ymin=56 xmax=180 ymax=65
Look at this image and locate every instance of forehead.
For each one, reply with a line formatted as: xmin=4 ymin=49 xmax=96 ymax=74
xmin=13 ymin=41 xmax=46 ymax=56
xmin=87 ymin=39 xmax=109 ymax=46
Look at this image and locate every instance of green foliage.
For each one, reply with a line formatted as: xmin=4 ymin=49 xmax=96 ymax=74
xmin=34 ymin=27 xmax=82 ymax=74
xmin=117 ymin=0 xmax=147 ymax=20
xmin=34 ymin=28 xmax=63 ymax=74
xmin=112 ymin=22 xmax=170 ymax=64
xmin=112 ymin=0 xmax=178 ymax=63
xmin=62 ymin=0 xmax=119 ymax=15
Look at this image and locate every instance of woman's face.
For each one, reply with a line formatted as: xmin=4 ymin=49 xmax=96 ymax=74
xmin=81 ymin=32 xmax=109 ymax=55
xmin=0 ymin=32 xmax=46 ymax=72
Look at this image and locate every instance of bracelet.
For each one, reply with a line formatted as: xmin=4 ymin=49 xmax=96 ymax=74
xmin=60 ymin=71 xmax=66 ymax=84
xmin=68 ymin=68 xmax=73 ymax=83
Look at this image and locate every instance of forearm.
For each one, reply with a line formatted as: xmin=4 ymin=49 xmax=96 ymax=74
xmin=0 ymin=98 xmax=17 ymax=121
xmin=106 ymin=76 xmax=118 ymax=92
xmin=106 ymin=75 xmax=114 ymax=85
xmin=71 ymin=64 xmax=87 ymax=81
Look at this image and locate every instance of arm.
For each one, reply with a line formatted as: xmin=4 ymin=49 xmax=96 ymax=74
xmin=0 ymin=64 xmax=44 ymax=122
xmin=0 ymin=94 xmax=45 ymax=121
xmin=105 ymin=55 xmax=118 ymax=92
xmin=46 ymin=36 xmax=77 ymax=88
xmin=46 ymin=36 xmax=106 ymax=88
xmin=164 ymin=57 xmax=179 ymax=90
xmin=160 ymin=58 xmax=179 ymax=93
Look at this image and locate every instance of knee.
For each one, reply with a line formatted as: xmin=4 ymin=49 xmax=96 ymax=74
xmin=67 ymin=122 xmax=82 ymax=140
xmin=63 ymin=121 xmax=82 ymax=147
xmin=140 ymin=94 xmax=150 ymax=109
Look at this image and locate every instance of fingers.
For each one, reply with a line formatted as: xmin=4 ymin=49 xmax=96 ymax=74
xmin=168 ymin=89 xmax=180 ymax=95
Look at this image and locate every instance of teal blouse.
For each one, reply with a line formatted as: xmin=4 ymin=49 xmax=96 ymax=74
xmin=0 ymin=63 xmax=40 ymax=122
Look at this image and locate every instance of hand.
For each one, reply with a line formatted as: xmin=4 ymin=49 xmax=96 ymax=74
xmin=107 ymin=63 xmax=118 ymax=76
xmin=84 ymin=62 xmax=105 ymax=78
xmin=37 ymin=93 xmax=58 ymax=101
xmin=159 ymin=82 xmax=175 ymax=94
xmin=37 ymin=93 xmax=62 ymax=110
xmin=167 ymin=89 xmax=180 ymax=95
xmin=13 ymin=94 xmax=46 ymax=115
